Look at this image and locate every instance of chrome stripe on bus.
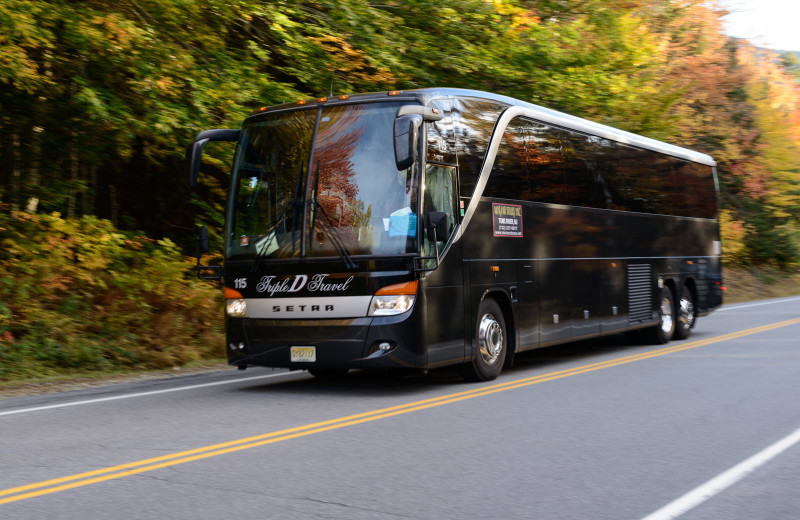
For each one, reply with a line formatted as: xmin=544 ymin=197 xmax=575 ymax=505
xmin=454 ymin=105 xmax=525 ymax=242
xmin=244 ymin=296 xmax=373 ymax=319
xmin=438 ymin=88 xmax=716 ymax=166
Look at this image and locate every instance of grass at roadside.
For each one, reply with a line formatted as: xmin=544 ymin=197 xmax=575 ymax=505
xmin=0 ymin=359 xmax=229 ymax=398
xmin=722 ymin=266 xmax=800 ymax=303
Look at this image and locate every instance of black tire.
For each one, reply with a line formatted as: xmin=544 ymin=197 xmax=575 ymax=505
xmin=644 ymin=286 xmax=676 ymax=344
xmin=308 ymin=368 xmax=349 ymax=379
xmin=460 ymin=298 xmax=507 ymax=382
xmin=674 ymin=285 xmax=695 ymax=340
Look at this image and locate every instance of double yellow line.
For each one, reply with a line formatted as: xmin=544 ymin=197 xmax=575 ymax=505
xmin=3 ymin=317 xmax=799 ymax=505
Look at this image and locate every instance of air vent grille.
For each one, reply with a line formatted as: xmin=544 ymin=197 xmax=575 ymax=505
xmin=628 ymin=264 xmax=652 ymax=323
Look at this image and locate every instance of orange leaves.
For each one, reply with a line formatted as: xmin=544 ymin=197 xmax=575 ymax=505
xmin=309 ymin=35 xmax=398 ymax=86
xmin=0 ymin=210 xmax=224 ymax=378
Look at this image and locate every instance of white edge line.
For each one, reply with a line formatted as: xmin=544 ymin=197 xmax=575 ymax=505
xmin=641 ymin=426 xmax=800 ymax=520
xmin=0 ymin=371 xmax=296 ymax=418
xmin=717 ymin=296 xmax=800 ymax=312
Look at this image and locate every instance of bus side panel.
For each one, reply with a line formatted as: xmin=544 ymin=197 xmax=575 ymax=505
xmin=422 ymin=239 xmax=466 ymax=367
xmin=601 ymin=259 xmax=628 ymax=332
xmin=537 ymin=259 xmax=572 ymax=345
xmin=625 ymin=212 xmax=723 ymax=314
xmin=626 ymin=213 xmax=715 ymax=259
xmin=517 ymin=260 xmax=538 ymax=349
xmin=571 ymin=259 xmax=602 ymax=338
xmin=462 ymin=199 xmax=521 ymax=357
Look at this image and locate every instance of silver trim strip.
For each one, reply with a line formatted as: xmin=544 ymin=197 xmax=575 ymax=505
xmin=454 ymin=106 xmax=523 ymax=242
xmin=452 ymin=105 xmax=717 ymax=243
xmin=438 ymin=88 xmax=716 ymax=166
xmin=244 ymin=296 xmax=372 ymax=319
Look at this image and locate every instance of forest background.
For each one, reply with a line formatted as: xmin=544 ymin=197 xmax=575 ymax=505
xmin=1 ymin=0 xmax=800 ymax=382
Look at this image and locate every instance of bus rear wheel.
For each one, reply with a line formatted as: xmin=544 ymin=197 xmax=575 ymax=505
xmin=645 ymin=286 xmax=676 ymax=344
xmin=460 ymin=298 xmax=506 ymax=382
xmin=674 ymin=285 xmax=695 ymax=340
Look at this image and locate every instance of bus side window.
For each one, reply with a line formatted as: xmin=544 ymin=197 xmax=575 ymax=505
xmin=486 ymin=119 xmax=527 ymax=200
xmin=560 ymin=128 xmax=603 ymax=208
xmin=423 ymin=164 xmax=458 ymax=254
xmin=452 ymin=97 xmax=510 ymax=199
xmin=524 ymin=120 xmax=567 ymax=205
xmin=593 ymin=138 xmax=625 ymax=210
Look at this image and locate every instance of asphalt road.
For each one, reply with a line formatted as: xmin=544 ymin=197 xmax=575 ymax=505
xmin=2 ymin=296 xmax=800 ymax=519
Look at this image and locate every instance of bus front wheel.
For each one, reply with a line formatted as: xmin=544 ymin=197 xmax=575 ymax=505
xmin=645 ymin=286 xmax=676 ymax=344
xmin=460 ymin=298 xmax=506 ymax=382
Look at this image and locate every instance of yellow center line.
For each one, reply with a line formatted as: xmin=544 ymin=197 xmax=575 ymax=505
xmin=3 ymin=317 xmax=799 ymax=505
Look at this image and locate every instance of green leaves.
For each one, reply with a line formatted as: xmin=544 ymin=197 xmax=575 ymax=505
xmin=0 ymin=209 xmax=224 ymax=379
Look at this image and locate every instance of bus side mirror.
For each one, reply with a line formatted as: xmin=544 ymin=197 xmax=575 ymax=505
xmin=426 ymin=211 xmax=448 ymax=242
xmin=196 ymin=225 xmax=222 ymax=280
xmin=394 ymin=115 xmax=421 ymax=171
xmin=197 ymin=225 xmax=210 ymax=256
xmin=188 ymin=129 xmax=240 ymax=188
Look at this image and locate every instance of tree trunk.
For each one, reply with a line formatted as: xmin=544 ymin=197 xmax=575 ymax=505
xmin=25 ymin=124 xmax=42 ymax=214
xmin=11 ymin=131 xmax=21 ymax=214
xmin=109 ymin=184 xmax=119 ymax=227
xmin=67 ymin=130 xmax=78 ymax=219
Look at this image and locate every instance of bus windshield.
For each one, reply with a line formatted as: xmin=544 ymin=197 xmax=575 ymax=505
xmin=226 ymin=102 xmax=420 ymax=261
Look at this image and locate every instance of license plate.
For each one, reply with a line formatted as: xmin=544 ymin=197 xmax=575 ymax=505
xmin=290 ymin=346 xmax=316 ymax=363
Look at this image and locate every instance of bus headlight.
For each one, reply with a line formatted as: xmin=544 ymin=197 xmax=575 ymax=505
xmin=368 ymin=295 xmax=415 ymax=316
xmin=226 ymin=299 xmax=248 ymax=317
xmin=368 ymin=281 xmax=418 ymax=316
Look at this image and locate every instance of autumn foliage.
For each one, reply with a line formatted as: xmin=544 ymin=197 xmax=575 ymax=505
xmin=1 ymin=0 xmax=800 ymax=378
xmin=0 ymin=206 xmax=223 ymax=379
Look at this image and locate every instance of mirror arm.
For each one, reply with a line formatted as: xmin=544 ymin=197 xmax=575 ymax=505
xmin=432 ymin=227 xmax=440 ymax=265
xmin=188 ymin=129 xmax=240 ymax=189
xmin=415 ymin=224 xmax=442 ymax=273
xmin=397 ymin=105 xmax=444 ymax=122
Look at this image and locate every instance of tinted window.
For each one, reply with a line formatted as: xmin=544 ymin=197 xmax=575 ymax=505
xmin=613 ymin=143 xmax=657 ymax=214
xmin=649 ymin=153 xmax=679 ymax=215
xmin=452 ymin=97 xmax=509 ymax=198
xmin=595 ymin=140 xmax=715 ymax=218
xmin=426 ymin=98 xmax=456 ymax=165
xmin=591 ymin=137 xmax=620 ymax=209
xmin=485 ymin=119 xmax=527 ymax=199
xmin=486 ymin=118 xmax=568 ymax=204
xmin=524 ymin=120 xmax=567 ymax=204
xmin=481 ymin=114 xmax=716 ymax=218
xmin=674 ymin=161 xmax=717 ymax=219
xmin=560 ymin=129 xmax=603 ymax=208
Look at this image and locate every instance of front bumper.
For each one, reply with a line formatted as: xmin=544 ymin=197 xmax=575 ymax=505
xmin=225 ymin=303 xmax=427 ymax=370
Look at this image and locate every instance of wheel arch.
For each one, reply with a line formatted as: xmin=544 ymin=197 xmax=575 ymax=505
xmin=662 ymin=276 xmax=678 ymax=298
xmin=476 ymin=288 xmax=517 ymax=366
xmin=681 ymin=276 xmax=698 ymax=309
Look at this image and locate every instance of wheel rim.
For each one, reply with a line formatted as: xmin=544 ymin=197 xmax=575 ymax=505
xmin=478 ymin=313 xmax=504 ymax=365
xmin=659 ymin=296 xmax=674 ymax=334
xmin=679 ymin=293 xmax=695 ymax=329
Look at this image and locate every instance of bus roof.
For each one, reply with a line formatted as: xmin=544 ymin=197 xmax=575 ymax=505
xmin=250 ymin=87 xmax=717 ymax=167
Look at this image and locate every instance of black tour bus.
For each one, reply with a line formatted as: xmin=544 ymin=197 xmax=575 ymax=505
xmin=188 ymin=87 xmax=723 ymax=381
